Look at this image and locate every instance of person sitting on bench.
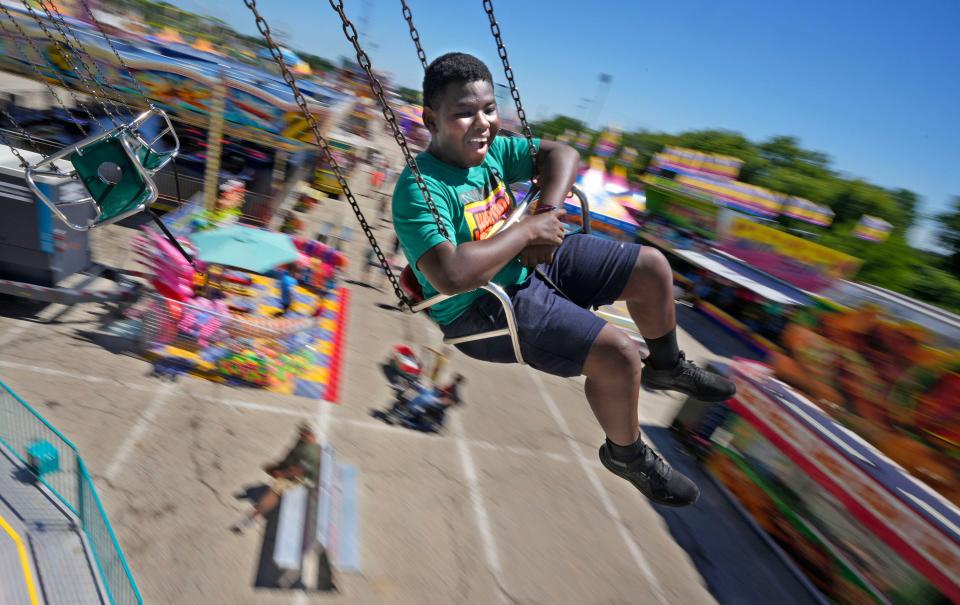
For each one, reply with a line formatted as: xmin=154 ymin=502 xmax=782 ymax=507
xmin=231 ymin=421 xmax=322 ymax=534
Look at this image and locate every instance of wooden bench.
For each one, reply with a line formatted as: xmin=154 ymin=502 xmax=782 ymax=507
xmin=272 ymin=443 xmax=358 ymax=588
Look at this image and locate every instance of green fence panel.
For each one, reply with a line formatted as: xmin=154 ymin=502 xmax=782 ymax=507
xmin=79 ymin=458 xmax=143 ymax=605
xmin=0 ymin=380 xmax=142 ymax=604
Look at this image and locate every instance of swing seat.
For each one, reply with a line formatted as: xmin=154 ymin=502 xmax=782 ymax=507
xmin=24 ymin=106 xmax=178 ymax=231
xmin=394 ymin=184 xmax=592 ymax=367
xmin=136 ymin=146 xmax=177 ymax=173
xmin=399 ymin=265 xmax=525 ymax=365
xmin=73 ymin=134 xmax=157 ymax=222
xmin=126 ymin=105 xmax=180 ymax=176
xmin=399 ymin=264 xmax=426 ymax=304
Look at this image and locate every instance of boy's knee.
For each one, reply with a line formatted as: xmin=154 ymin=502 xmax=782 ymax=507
xmin=636 ymin=247 xmax=672 ymax=283
xmin=585 ymin=328 xmax=642 ymax=377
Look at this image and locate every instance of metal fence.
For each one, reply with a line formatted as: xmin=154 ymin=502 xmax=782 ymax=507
xmin=0 ymin=380 xmax=142 ymax=605
xmin=140 ymin=292 xmax=320 ymax=387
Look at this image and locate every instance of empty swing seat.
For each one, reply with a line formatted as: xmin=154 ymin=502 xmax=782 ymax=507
xmin=399 ymin=264 xmax=525 ymax=365
xmin=72 ymin=134 xmax=158 ymax=225
xmin=24 ymin=106 xmax=178 ymax=231
xmin=136 ymin=145 xmax=176 ymax=173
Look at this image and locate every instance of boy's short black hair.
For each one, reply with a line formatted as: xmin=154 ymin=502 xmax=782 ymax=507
xmin=422 ymin=52 xmax=493 ymax=110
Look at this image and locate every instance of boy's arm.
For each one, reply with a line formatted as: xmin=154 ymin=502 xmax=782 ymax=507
xmin=417 ymin=209 xmax=566 ymax=295
xmin=516 ymin=139 xmax=580 ymax=267
xmin=532 ymin=139 xmax=580 ymax=209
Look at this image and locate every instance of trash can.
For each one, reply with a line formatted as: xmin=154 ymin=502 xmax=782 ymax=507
xmin=27 ymin=440 xmax=60 ymax=478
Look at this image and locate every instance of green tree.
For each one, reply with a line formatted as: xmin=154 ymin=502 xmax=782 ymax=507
xmin=531 ymin=115 xmax=587 ymax=140
xmin=936 ymin=196 xmax=960 ymax=276
xmin=890 ymin=188 xmax=920 ymax=229
xmin=758 ymin=135 xmax=831 ymax=174
xmin=828 ymin=179 xmax=902 ymax=227
xmin=396 ymin=86 xmax=423 ymax=105
xmin=906 ymin=266 xmax=960 ymax=312
xmin=298 ymin=52 xmax=336 ymax=74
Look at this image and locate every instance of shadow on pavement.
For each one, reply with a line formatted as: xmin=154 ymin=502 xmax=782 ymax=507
xmin=343 ymin=278 xmax=383 ymax=292
xmin=0 ymin=295 xmax=52 ymax=321
xmin=249 ymin=497 xmax=337 ymax=594
xmin=642 ymin=425 xmax=826 ymax=605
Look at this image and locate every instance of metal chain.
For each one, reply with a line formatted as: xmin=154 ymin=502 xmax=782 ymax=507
xmin=38 ymin=0 xmax=131 ymax=121
xmin=11 ymin=1 xmax=105 ymax=132
xmin=0 ymin=122 xmax=33 ymax=169
xmin=0 ymin=100 xmax=54 ymax=167
xmin=0 ymin=16 xmax=61 ymax=173
xmin=481 ymin=0 xmax=536 ymax=166
xmin=76 ymin=0 xmax=150 ymax=103
xmin=26 ymin=0 xmax=118 ymax=126
xmin=0 ymin=4 xmax=90 ymax=136
xmin=243 ymin=0 xmax=411 ymax=308
xmin=400 ymin=0 xmax=427 ymax=70
xmin=327 ymin=0 xmax=449 ymax=241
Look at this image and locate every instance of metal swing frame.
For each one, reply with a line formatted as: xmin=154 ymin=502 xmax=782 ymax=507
xmin=24 ymin=106 xmax=179 ymax=231
xmin=399 ymin=183 xmax=543 ymax=364
xmin=399 ymin=181 xmax=592 ymax=365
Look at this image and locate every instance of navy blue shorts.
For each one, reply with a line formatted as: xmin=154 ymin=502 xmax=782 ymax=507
xmin=439 ymin=234 xmax=642 ymax=377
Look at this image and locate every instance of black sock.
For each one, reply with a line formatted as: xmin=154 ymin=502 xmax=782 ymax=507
xmin=645 ymin=327 xmax=680 ymax=370
xmin=606 ymin=436 xmax=645 ymax=463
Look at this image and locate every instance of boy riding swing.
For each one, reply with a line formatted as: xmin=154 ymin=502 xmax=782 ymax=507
xmin=393 ymin=54 xmax=736 ymax=507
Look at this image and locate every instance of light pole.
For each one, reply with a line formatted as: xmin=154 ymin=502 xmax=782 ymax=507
xmin=589 ymin=73 xmax=612 ymax=129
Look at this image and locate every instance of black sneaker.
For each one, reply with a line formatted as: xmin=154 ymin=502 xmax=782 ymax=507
xmin=599 ymin=441 xmax=700 ymax=507
xmin=641 ymin=351 xmax=736 ymax=402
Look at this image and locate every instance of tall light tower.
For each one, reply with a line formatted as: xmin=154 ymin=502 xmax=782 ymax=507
xmin=576 ymin=97 xmax=592 ymax=126
xmin=358 ymin=0 xmax=378 ymax=51
xmin=589 ymin=73 xmax=612 ymax=129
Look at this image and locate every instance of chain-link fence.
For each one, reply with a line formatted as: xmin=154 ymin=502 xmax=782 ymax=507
xmin=0 ymin=380 xmax=142 ymax=604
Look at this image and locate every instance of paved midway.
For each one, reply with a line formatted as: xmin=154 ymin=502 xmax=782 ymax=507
xmin=0 ymin=118 xmax=812 ymax=603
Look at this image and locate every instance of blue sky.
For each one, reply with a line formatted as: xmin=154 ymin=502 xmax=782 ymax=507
xmin=169 ymin=0 xmax=959 ymax=250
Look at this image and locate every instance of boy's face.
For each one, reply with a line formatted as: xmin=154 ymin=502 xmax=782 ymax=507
xmin=423 ymin=79 xmax=499 ymax=168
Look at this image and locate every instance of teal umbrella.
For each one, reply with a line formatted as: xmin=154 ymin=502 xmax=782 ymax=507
xmin=189 ymin=225 xmax=299 ymax=274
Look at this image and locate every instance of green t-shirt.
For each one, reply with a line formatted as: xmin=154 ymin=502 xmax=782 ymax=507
xmin=392 ymin=135 xmax=540 ymax=325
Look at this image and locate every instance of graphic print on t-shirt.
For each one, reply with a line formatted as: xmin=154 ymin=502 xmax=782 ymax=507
xmin=461 ymin=177 xmax=513 ymax=241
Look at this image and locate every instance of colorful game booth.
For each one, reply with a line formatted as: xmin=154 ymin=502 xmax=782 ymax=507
xmin=634 ymin=145 xmax=960 ymax=602
xmin=674 ymin=276 xmax=960 ymax=605
xmin=638 ymin=146 xmax=864 ymax=357
xmin=134 ymin=200 xmax=350 ymax=401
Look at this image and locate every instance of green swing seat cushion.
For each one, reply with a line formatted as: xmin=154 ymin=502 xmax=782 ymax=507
xmin=71 ymin=135 xmax=156 ymax=224
xmin=137 ymin=145 xmax=175 ymax=172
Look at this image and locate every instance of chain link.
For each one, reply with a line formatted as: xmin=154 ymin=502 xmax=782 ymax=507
xmin=0 ymin=123 xmax=33 ymax=169
xmin=0 ymin=17 xmax=60 ymax=172
xmin=33 ymin=0 xmax=120 ymax=126
xmin=0 ymin=94 xmax=55 ymax=168
xmin=481 ymin=0 xmax=536 ymax=167
xmin=327 ymin=0 xmax=448 ymax=240
xmin=400 ymin=0 xmax=427 ymax=70
xmin=0 ymin=4 xmax=91 ymax=136
xmin=12 ymin=1 xmax=108 ymax=133
xmin=76 ymin=0 xmax=151 ymax=103
xmin=243 ymin=0 xmax=412 ymax=308
xmin=38 ymin=0 xmax=131 ymax=121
